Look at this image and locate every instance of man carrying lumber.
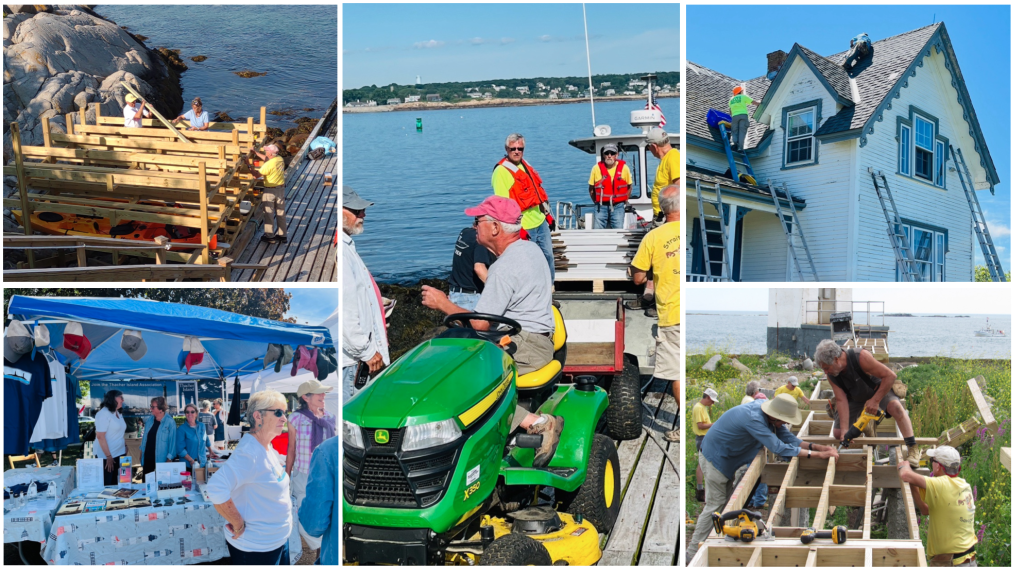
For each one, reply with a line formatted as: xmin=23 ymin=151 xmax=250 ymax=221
xmin=123 ymin=93 xmax=151 ymax=128
xmin=775 ymin=376 xmax=811 ymax=406
xmin=684 ymin=394 xmax=839 ymax=564
xmin=898 ymin=446 xmax=978 ymax=566
xmin=814 ymin=339 xmax=922 ymax=467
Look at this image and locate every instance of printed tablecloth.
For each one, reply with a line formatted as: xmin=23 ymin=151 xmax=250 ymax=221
xmin=40 ymin=487 xmax=301 ymax=565
xmin=3 ymin=466 xmax=76 ymax=544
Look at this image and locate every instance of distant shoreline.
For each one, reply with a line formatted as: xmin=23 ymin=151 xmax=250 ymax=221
xmin=342 ymin=94 xmax=679 ymax=113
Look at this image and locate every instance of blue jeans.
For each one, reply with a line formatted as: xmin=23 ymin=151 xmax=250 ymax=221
xmin=525 ymin=221 xmax=555 ymax=281
xmin=593 ymin=202 xmax=625 ymax=229
xmin=750 ymin=482 xmax=768 ymax=508
xmin=449 ymin=290 xmax=481 ymax=311
xmin=342 ymin=365 xmax=356 ymax=405
xmin=228 ymin=541 xmax=289 ymax=565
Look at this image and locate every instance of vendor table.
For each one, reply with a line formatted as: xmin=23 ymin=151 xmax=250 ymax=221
xmin=3 ymin=467 xmax=76 ymax=544
xmin=41 ymin=485 xmax=301 ymax=565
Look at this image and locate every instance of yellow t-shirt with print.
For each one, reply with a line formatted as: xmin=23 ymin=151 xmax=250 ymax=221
xmin=691 ymin=402 xmax=711 ymax=436
xmin=631 ymin=221 xmax=680 ymax=327
xmin=258 ymin=156 xmax=285 ymax=187
xmin=651 ymin=147 xmax=680 ymax=216
xmin=774 ymin=385 xmax=806 ymax=402
xmin=923 ymin=475 xmax=978 ymax=564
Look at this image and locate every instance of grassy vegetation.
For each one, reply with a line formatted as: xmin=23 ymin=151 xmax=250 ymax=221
xmin=685 ymin=350 xmax=1011 ymax=566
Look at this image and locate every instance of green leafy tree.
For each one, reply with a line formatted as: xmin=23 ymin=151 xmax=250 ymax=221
xmin=974 ymin=266 xmax=1011 ymax=282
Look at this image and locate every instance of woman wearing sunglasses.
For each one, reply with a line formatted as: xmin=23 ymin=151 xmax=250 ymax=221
xmin=207 ymin=390 xmax=292 ymax=565
xmin=176 ymin=405 xmax=211 ymax=472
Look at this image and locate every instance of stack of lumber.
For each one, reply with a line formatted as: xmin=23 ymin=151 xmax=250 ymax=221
xmin=552 ymin=229 xmax=645 ymax=280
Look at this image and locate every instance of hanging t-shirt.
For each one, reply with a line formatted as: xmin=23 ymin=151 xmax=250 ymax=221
xmin=31 ymin=373 xmax=81 ymax=452
xmin=4 ymin=354 xmax=52 ymax=455
xmin=94 ymin=407 xmax=127 ymax=458
xmin=30 ymin=353 xmax=68 ymax=442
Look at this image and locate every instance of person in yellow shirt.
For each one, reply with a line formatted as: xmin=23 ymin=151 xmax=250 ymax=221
xmin=630 ymin=184 xmax=680 ymax=441
xmin=690 ymin=388 xmax=718 ymax=502
xmin=645 ymin=127 xmax=680 ymax=222
xmin=588 ymin=143 xmax=633 ymax=229
xmin=740 ymin=381 xmax=760 ymax=404
xmin=254 ymin=144 xmax=288 ymax=243
xmin=774 ymin=376 xmax=811 ymax=406
xmin=898 ymin=446 xmax=978 ymax=567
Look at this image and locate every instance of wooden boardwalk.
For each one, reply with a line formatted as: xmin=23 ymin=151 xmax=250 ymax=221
xmin=232 ymin=101 xmax=338 ymax=282
xmin=599 ymin=382 xmax=681 ymax=565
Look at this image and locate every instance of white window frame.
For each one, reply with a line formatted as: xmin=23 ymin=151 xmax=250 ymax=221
xmin=896 ymin=223 xmax=946 ymax=282
xmin=785 ymin=108 xmax=815 ymax=166
xmin=913 ymin=116 xmax=935 ymax=182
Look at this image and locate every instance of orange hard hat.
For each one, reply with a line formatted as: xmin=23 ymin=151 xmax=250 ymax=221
xmin=733 ymin=86 xmax=743 ymax=95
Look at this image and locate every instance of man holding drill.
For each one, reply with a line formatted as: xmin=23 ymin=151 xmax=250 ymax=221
xmin=898 ymin=446 xmax=978 ymax=566
xmin=684 ymin=394 xmax=839 ymax=565
xmin=814 ymin=339 xmax=922 ymax=467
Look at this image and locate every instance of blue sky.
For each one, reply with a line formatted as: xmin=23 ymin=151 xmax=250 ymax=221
xmin=687 ymin=5 xmax=1011 ymax=272
xmin=285 ymin=288 xmax=337 ymax=326
xmin=343 ymin=3 xmax=680 ymax=88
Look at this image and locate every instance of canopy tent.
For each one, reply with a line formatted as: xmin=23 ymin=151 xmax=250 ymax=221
xmin=7 ymin=296 xmax=334 ymax=383
xmin=240 ymin=308 xmax=339 ymax=417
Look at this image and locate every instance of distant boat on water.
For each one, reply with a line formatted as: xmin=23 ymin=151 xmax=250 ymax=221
xmin=974 ymin=317 xmax=1006 ymax=337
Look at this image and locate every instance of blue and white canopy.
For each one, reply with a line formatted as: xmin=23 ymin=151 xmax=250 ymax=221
xmin=7 ymin=296 xmax=334 ymax=382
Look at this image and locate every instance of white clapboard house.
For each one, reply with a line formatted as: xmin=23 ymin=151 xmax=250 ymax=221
xmin=685 ymin=23 xmax=1004 ymax=282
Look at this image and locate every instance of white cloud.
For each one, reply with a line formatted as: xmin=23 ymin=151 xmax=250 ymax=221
xmin=988 ymin=222 xmax=1011 ymax=238
xmin=414 ymin=39 xmax=445 ymax=49
xmin=500 ymin=37 xmax=515 ymax=44
xmin=996 ymin=245 xmax=1006 ymax=253
xmin=470 ymin=37 xmax=484 ymax=45
xmin=539 ymin=34 xmax=552 ymax=42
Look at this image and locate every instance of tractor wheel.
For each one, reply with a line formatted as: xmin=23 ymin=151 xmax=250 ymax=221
xmin=560 ymin=434 xmax=621 ymax=533
xmin=479 ymin=533 xmax=552 ymax=566
xmin=605 ymin=360 xmax=642 ymax=440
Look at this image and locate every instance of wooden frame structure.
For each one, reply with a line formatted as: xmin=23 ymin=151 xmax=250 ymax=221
xmin=691 ymin=376 xmax=997 ymax=567
xmin=3 ymin=103 xmax=270 ymax=279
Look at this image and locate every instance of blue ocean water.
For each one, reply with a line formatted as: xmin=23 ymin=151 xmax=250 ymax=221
xmin=342 ymin=97 xmax=680 ymax=283
xmin=95 ymin=5 xmax=337 ymax=130
xmin=686 ymin=312 xmax=1011 ymax=359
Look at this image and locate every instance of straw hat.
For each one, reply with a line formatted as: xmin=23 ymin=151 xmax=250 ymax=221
xmin=761 ymin=393 xmax=802 ymax=426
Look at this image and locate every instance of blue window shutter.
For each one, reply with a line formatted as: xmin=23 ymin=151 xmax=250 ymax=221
xmin=899 ymin=125 xmax=911 ymax=175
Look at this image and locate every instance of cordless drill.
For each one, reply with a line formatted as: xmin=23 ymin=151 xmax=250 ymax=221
xmin=712 ymin=509 xmax=761 ymax=542
xmin=800 ymin=525 xmax=847 ymax=544
xmin=839 ymin=408 xmax=884 ymax=448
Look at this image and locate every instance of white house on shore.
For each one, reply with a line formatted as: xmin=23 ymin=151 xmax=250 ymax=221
xmin=685 ymin=23 xmax=1002 ymax=282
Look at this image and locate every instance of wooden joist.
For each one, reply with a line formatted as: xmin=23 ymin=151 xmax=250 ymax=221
xmin=1000 ymin=447 xmax=1011 ymax=472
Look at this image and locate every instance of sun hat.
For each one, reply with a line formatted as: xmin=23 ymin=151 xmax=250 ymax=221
xmin=120 ymin=330 xmax=148 ymax=361
xmin=703 ymin=388 xmax=719 ymax=403
xmin=761 ymin=393 xmax=803 ymax=426
xmin=464 ymin=195 xmax=523 ymax=225
xmin=926 ymin=445 xmax=961 ymax=469
xmin=125 ymin=93 xmax=138 ymax=103
xmin=342 ymin=186 xmax=374 ymax=211
xmin=4 ymin=320 xmax=34 ymax=363
xmin=63 ymin=321 xmax=92 ymax=360
xmin=297 ymin=380 xmax=333 ymax=396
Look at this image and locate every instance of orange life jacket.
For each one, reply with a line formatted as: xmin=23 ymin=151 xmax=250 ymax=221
xmin=495 ymin=157 xmax=548 ymax=212
xmin=593 ymin=160 xmax=630 ymax=204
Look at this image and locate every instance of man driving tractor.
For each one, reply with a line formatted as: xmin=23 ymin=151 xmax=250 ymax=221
xmin=421 ymin=195 xmax=563 ymax=466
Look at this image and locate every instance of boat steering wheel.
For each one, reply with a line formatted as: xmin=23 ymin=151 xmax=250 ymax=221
xmin=443 ymin=313 xmax=522 ymax=341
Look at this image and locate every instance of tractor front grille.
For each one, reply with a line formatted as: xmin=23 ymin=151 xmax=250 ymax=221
xmin=343 ymin=427 xmax=462 ymax=509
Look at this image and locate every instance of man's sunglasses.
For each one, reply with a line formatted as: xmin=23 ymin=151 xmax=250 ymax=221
xmin=185 ymin=410 xmax=197 ymax=415
xmin=260 ymin=409 xmax=286 ymax=418
xmin=344 ymin=207 xmax=366 ymax=217
xmin=507 ymin=147 xmax=524 ymax=152
xmin=603 ymin=151 xmax=617 ymax=156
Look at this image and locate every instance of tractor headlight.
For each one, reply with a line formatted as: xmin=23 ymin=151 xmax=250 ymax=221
xmin=342 ymin=420 xmax=364 ymax=450
xmin=402 ymin=418 xmax=462 ymax=451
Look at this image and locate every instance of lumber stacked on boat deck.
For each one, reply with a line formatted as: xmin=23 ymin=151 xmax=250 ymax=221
xmin=552 ymin=229 xmax=645 ymax=281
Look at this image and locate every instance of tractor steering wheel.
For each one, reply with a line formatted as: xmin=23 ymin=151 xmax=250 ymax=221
xmin=443 ymin=313 xmax=522 ymax=340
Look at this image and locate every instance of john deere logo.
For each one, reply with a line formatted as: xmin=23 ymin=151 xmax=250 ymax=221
xmin=374 ymin=430 xmax=390 ymax=444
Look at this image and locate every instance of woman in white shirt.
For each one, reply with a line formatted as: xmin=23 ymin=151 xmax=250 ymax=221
xmin=94 ymin=390 xmax=127 ymax=486
xmin=207 ymin=390 xmax=292 ymax=565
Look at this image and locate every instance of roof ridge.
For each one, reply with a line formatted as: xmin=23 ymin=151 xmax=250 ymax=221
xmin=825 ymin=23 xmax=940 ymax=60
xmin=686 ymin=61 xmax=740 ymax=84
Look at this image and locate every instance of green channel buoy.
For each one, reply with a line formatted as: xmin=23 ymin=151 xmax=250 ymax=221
xmin=416 ymin=118 xmax=423 ymax=132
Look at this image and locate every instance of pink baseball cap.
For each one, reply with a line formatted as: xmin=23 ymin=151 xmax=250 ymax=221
xmin=291 ymin=345 xmax=319 ymax=378
xmin=465 ymin=196 xmax=522 ymax=225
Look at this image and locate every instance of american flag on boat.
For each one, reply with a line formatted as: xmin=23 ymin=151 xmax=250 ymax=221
xmin=646 ymin=93 xmax=666 ymax=128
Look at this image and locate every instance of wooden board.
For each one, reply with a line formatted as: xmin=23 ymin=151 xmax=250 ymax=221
xmin=799 ymin=436 xmax=937 ymax=446
xmin=1000 ymin=447 xmax=1011 ymax=472
xmin=967 ymin=377 xmax=996 ymax=429
xmin=637 ymin=440 xmax=679 ymax=565
xmin=565 ymin=342 xmax=616 ymax=366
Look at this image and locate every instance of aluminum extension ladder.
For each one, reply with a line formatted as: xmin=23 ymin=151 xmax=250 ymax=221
xmin=868 ymin=168 xmax=922 ymax=282
xmin=716 ymin=121 xmax=757 ymax=185
xmin=951 ymin=147 xmax=1005 ymax=282
xmin=693 ymin=180 xmax=732 ymax=281
xmin=767 ymin=180 xmax=819 ymax=281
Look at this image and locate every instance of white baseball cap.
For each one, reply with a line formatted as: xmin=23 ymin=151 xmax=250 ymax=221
xmin=703 ymin=388 xmax=719 ymax=403
xmin=926 ymin=445 xmax=961 ymax=469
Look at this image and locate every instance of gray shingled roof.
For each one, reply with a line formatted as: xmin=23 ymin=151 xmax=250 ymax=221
xmin=687 ymin=24 xmax=940 ymax=145
xmin=685 ymin=169 xmax=806 ymax=207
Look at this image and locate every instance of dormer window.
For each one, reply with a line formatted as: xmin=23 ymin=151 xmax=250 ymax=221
xmin=896 ymin=107 xmax=948 ymax=188
xmin=781 ymin=99 xmax=822 ymax=169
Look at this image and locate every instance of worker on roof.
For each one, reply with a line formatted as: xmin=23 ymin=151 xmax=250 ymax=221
xmin=728 ymin=86 xmax=761 ymax=152
xmin=775 ymin=376 xmax=812 ymax=406
xmin=123 ymin=92 xmax=151 ymax=128
xmin=588 ymin=143 xmax=632 ymax=229
xmin=173 ymin=97 xmax=210 ymax=131
xmin=814 ymin=339 xmax=922 ymax=467
xmin=898 ymin=446 xmax=978 ymax=566
xmin=492 ymin=133 xmax=555 ymax=281
xmin=690 ymin=388 xmax=717 ymax=502
xmin=684 ymin=394 xmax=839 ymax=565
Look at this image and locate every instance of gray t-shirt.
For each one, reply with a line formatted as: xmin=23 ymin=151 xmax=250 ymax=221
xmin=474 ymin=240 xmax=554 ymax=335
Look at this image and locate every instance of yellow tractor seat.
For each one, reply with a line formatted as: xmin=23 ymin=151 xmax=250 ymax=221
xmin=516 ymin=305 xmax=567 ymax=391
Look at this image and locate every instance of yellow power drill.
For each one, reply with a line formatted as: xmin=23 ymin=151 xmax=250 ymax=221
xmin=711 ymin=510 xmax=761 ymax=542
xmin=800 ymin=525 xmax=847 ymax=544
xmin=839 ymin=408 xmax=884 ymax=448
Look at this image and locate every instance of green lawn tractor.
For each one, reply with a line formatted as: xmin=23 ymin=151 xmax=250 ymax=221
xmin=342 ymin=310 xmax=624 ymax=565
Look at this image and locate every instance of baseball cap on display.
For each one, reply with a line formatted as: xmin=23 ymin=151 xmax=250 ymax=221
xmin=63 ymin=321 xmax=92 ymax=360
xmin=178 ymin=336 xmax=205 ymax=374
xmin=121 ymin=330 xmax=148 ymax=361
xmin=4 ymin=320 xmax=33 ymax=363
